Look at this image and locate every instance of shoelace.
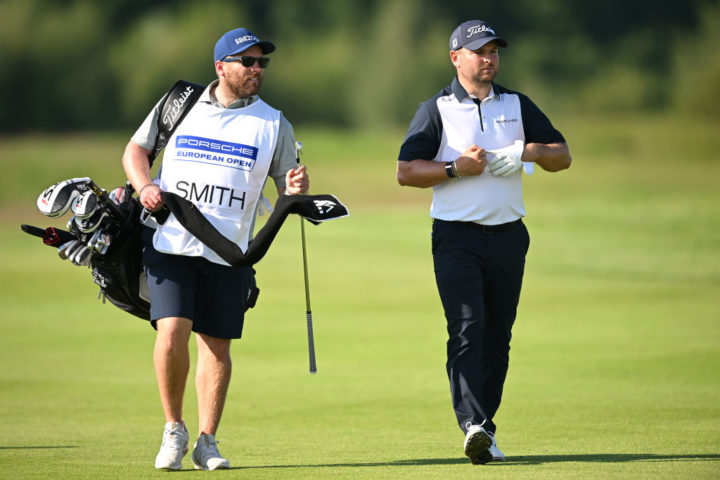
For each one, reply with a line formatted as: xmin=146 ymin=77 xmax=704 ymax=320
xmin=162 ymin=428 xmax=187 ymax=449
xmin=197 ymin=437 xmax=222 ymax=460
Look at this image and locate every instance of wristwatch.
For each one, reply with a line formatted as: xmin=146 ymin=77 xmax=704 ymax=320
xmin=445 ymin=161 xmax=456 ymax=178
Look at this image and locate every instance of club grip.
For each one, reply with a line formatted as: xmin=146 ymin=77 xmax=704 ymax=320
xmin=21 ymin=224 xmax=46 ymax=238
xmin=306 ymin=311 xmax=317 ymax=374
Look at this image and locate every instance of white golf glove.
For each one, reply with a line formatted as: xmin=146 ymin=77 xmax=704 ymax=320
xmin=487 ymin=140 xmax=525 ymax=177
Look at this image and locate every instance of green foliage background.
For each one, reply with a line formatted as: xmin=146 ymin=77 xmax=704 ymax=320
xmin=1 ymin=0 xmax=719 ymax=132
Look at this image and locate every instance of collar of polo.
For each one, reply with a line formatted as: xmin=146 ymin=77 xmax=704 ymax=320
xmin=451 ymin=76 xmax=496 ymax=103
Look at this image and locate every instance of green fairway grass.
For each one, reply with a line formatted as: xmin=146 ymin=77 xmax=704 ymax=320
xmin=1 ymin=116 xmax=718 ymax=478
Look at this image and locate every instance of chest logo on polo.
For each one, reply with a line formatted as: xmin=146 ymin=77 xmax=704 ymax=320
xmin=174 ymin=135 xmax=259 ymax=171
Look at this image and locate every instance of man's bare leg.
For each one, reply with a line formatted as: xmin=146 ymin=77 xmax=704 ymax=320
xmin=154 ymin=317 xmax=193 ymax=422
xmin=195 ymin=333 xmax=232 ymax=435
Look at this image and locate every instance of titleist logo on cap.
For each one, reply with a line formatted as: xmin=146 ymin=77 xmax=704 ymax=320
xmin=467 ymin=25 xmax=495 ymax=37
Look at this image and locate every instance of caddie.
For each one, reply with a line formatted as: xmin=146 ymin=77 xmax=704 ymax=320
xmin=396 ymin=19 xmax=571 ymax=464
xmin=122 ymin=27 xmax=309 ymax=471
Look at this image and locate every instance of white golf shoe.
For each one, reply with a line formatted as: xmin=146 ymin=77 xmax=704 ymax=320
xmin=154 ymin=421 xmax=189 ymax=470
xmin=463 ymin=424 xmax=493 ymax=465
xmin=191 ymin=433 xmax=230 ymax=470
xmin=488 ymin=432 xmax=505 ymax=461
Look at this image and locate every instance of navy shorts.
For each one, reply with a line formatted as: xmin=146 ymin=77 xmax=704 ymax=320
xmin=141 ymin=227 xmax=256 ymax=339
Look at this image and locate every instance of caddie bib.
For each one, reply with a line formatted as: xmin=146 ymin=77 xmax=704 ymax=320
xmin=153 ymin=98 xmax=280 ymax=265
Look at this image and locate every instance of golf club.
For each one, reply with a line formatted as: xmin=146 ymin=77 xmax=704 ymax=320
xmin=88 ymin=229 xmax=111 ymax=255
xmin=69 ymin=244 xmax=91 ymax=266
xmin=76 ymin=208 xmax=109 ymax=233
xmin=296 ymin=141 xmax=317 ymax=374
xmin=72 ymin=190 xmax=99 ymax=219
xmin=84 ymin=179 xmax=127 ymax=224
xmin=58 ymin=240 xmax=79 ymax=260
xmin=36 ymin=177 xmax=92 ymax=218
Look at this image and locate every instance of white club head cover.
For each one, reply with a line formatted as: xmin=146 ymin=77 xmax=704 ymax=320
xmin=487 ymin=140 xmax=525 ymax=177
xmin=37 ymin=177 xmax=92 ymax=218
xmin=72 ymin=190 xmax=98 ymax=219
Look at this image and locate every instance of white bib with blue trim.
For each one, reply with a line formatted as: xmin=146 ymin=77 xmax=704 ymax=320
xmin=153 ymin=98 xmax=280 ymax=265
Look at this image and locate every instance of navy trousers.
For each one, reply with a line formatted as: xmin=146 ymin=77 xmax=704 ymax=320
xmin=431 ymin=219 xmax=529 ymax=435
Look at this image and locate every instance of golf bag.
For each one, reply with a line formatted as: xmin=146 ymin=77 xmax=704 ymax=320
xmin=89 ymin=189 xmax=150 ymax=319
xmin=23 ymin=178 xmax=349 ymax=321
xmin=25 ymin=180 xmax=152 ymax=319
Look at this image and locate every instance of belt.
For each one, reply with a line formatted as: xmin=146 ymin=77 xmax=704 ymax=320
xmin=434 ymin=218 xmax=522 ymax=233
xmin=477 ymin=219 xmax=521 ymax=232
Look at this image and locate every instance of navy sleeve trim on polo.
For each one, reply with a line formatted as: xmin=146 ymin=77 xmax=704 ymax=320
xmin=493 ymin=84 xmax=565 ymax=144
xmin=398 ymin=87 xmax=448 ymax=161
xmin=493 ymin=85 xmax=565 ymax=144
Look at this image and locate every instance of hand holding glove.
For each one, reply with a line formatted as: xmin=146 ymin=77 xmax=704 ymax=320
xmin=486 ymin=140 xmax=525 ymax=177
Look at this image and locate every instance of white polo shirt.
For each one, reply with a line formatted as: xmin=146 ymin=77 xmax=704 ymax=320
xmin=398 ymin=77 xmax=565 ymax=225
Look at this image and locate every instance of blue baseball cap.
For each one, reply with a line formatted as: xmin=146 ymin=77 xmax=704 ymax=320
xmin=214 ymin=28 xmax=275 ymax=62
xmin=449 ymin=20 xmax=507 ymax=51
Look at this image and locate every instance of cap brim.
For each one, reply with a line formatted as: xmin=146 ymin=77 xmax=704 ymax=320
xmin=225 ymin=40 xmax=276 ymax=59
xmin=256 ymin=40 xmax=275 ymax=54
xmin=463 ymin=37 xmax=508 ymax=50
xmin=233 ymin=40 xmax=275 ymax=56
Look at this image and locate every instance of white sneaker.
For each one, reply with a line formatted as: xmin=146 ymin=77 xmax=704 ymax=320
xmin=463 ymin=425 xmax=493 ymax=465
xmin=488 ymin=432 xmax=505 ymax=461
xmin=154 ymin=421 xmax=189 ymax=470
xmin=191 ymin=433 xmax=230 ymax=470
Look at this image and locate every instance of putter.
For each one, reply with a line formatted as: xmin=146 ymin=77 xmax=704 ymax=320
xmin=296 ymin=141 xmax=317 ymax=374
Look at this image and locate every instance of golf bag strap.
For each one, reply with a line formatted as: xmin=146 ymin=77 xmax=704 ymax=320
xmin=160 ymin=192 xmax=348 ymax=267
xmin=148 ymin=80 xmax=205 ymax=166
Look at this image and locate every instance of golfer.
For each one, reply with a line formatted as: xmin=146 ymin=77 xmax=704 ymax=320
xmin=122 ymin=27 xmax=309 ymax=470
xmin=397 ymin=20 xmax=571 ymax=464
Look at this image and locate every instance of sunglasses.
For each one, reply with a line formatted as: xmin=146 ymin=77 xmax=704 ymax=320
xmin=223 ymin=55 xmax=270 ymax=68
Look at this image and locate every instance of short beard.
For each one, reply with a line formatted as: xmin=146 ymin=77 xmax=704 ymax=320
xmin=473 ymin=70 xmax=496 ymax=85
xmin=234 ymin=79 xmax=262 ymax=99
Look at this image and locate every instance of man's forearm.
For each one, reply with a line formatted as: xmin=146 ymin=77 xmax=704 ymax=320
xmin=524 ymin=142 xmax=572 ymax=172
xmin=122 ymin=141 xmax=154 ymax=191
xmin=396 ymin=159 xmax=449 ymax=188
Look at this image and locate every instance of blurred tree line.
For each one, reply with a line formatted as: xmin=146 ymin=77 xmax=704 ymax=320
xmin=0 ymin=0 xmax=718 ymax=132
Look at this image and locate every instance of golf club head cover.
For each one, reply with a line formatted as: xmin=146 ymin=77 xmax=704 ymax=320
xmin=36 ymin=177 xmax=92 ymax=218
xmin=43 ymin=226 xmax=77 ymax=246
xmin=72 ymin=190 xmax=99 ymax=219
xmin=159 ymin=192 xmax=349 ymax=267
xmin=279 ymin=193 xmax=349 ymax=225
